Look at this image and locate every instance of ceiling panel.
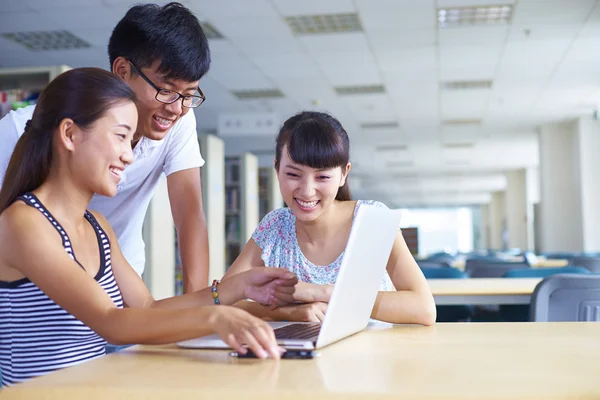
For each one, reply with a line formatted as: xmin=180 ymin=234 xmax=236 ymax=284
xmin=311 ymin=51 xmax=381 ymax=86
xmin=272 ymin=0 xmax=356 ymax=16
xmin=356 ymin=0 xmax=437 ymax=30
xmin=251 ymin=52 xmax=322 ymax=80
xmin=0 ymin=10 xmax=63 ymax=33
xmin=437 ymin=0 xmax=515 ymax=6
xmin=69 ymin=28 xmax=112 ymax=48
xmin=439 ymin=45 xmax=503 ymax=70
xmin=44 ymin=6 xmax=122 ymax=30
xmin=228 ymin=34 xmax=302 ymax=56
xmin=507 ymin=24 xmax=581 ymax=42
xmin=440 ymin=66 xmax=497 ymax=82
xmin=190 ymin=0 xmax=279 ymax=19
xmin=512 ymin=0 xmax=596 ymax=25
xmin=24 ymin=0 xmax=105 ymax=9
xmin=298 ymin=32 xmax=370 ymax=54
xmin=210 ymin=16 xmax=292 ymax=39
xmin=383 ymin=67 xmax=438 ymax=88
xmin=439 ymin=26 xmax=509 ymax=47
xmin=339 ymin=93 xmax=397 ymax=123
xmin=388 ymin=84 xmax=439 ymax=120
xmin=1 ymin=2 xmax=30 ymax=12
xmin=499 ymin=39 xmax=572 ymax=67
xmin=367 ymin=29 xmax=437 ymax=50
xmin=208 ymin=52 xmax=276 ymax=91
xmin=374 ymin=46 xmax=437 ymax=73
xmin=440 ymin=89 xmax=490 ymax=119
xmin=47 ymin=47 xmax=107 ymax=68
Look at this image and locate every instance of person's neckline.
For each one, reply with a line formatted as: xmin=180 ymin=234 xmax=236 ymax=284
xmin=291 ymin=200 xmax=360 ymax=268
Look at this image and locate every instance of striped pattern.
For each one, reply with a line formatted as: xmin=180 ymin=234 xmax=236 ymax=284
xmin=0 ymin=193 xmax=123 ymax=387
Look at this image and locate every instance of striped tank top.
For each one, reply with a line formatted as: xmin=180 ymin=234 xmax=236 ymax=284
xmin=0 ymin=193 xmax=123 ymax=387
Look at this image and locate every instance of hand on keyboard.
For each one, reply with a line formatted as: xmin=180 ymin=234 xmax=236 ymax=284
xmin=277 ymin=302 xmax=328 ymax=322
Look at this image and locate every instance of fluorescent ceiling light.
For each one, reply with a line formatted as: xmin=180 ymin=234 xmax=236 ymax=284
xmin=437 ymin=5 xmax=513 ymax=28
xmin=286 ymin=13 xmax=363 ymax=35
xmin=2 ymin=30 xmax=90 ymax=51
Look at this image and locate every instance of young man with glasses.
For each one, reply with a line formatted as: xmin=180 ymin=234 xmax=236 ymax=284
xmin=0 ymin=3 xmax=211 ymax=293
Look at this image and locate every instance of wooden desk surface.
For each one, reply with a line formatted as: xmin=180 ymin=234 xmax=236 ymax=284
xmin=3 ymin=323 xmax=600 ymax=399
xmin=452 ymin=259 xmax=569 ymax=270
xmin=428 ymin=278 xmax=542 ymax=296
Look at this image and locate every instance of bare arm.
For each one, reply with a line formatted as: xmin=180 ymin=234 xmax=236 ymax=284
xmin=0 ymin=205 xmax=290 ymax=358
xmin=370 ymin=231 xmax=436 ymax=325
xmin=96 ymin=211 xmax=297 ymax=311
xmin=167 ymin=168 xmax=209 ymax=292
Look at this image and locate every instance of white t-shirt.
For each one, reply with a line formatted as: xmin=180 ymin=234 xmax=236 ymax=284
xmin=0 ymin=105 xmax=205 ymax=276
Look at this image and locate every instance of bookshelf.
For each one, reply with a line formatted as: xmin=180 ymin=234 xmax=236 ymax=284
xmin=0 ymin=65 xmax=70 ymax=118
xmin=259 ymin=167 xmax=284 ymax=220
xmin=401 ymin=227 xmax=419 ymax=255
xmin=225 ymin=153 xmax=259 ymax=268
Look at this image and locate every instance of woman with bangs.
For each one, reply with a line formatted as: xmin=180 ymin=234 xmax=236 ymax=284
xmin=224 ymin=111 xmax=436 ymax=325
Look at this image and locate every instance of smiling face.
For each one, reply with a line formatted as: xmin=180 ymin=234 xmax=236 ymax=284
xmin=68 ymin=101 xmax=138 ymax=197
xmin=122 ymin=59 xmax=201 ymax=142
xmin=277 ymin=146 xmax=350 ymax=223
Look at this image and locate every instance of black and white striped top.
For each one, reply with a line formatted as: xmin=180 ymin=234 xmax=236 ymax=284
xmin=0 ymin=193 xmax=123 ymax=387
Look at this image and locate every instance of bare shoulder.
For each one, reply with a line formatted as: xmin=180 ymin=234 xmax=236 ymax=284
xmin=0 ymin=201 xmax=60 ymax=255
xmin=0 ymin=201 xmax=47 ymax=234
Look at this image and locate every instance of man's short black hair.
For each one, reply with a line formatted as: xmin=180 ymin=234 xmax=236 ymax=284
xmin=108 ymin=2 xmax=210 ymax=82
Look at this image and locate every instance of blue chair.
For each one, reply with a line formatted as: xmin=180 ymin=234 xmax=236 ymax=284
xmin=465 ymin=260 xmax=530 ymax=278
xmin=500 ymin=267 xmax=591 ymax=322
xmin=504 ymin=266 xmax=590 ymax=278
xmin=421 ymin=267 xmax=473 ymax=322
xmin=531 ymin=274 xmax=600 ymax=321
xmin=569 ymin=256 xmax=600 ymax=273
xmin=417 ymin=261 xmax=450 ymax=269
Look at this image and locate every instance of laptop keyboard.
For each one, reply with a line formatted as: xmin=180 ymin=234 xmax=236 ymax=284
xmin=274 ymin=323 xmax=322 ymax=340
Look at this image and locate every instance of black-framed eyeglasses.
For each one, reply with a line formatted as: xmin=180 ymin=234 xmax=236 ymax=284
xmin=129 ymin=62 xmax=206 ymax=108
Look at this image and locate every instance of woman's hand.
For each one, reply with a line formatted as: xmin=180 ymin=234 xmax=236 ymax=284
xmin=236 ymin=267 xmax=298 ymax=306
xmin=209 ymin=306 xmax=283 ymax=359
xmin=292 ymin=281 xmax=334 ymax=303
xmin=277 ymin=302 xmax=328 ymax=322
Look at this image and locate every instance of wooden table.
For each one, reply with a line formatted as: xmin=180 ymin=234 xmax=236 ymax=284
xmin=533 ymin=259 xmax=569 ymax=268
xmin=2 ymin=323 xmax=600 ymax=399
xmin=451 ymin=258 xmax=569 ymax=270
xmin=428 ymin=278 xmax=542 ymax=305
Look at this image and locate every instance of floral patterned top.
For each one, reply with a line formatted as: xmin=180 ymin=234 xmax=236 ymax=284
xmin=252 ymin=200 xmax=395 ymax=291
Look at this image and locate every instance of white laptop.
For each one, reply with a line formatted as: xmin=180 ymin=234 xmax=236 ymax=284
xmin=177 ymin=205 xmax=402 ymax=351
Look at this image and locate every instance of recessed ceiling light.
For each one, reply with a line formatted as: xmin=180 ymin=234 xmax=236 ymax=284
xmin=441 ymin=80 xmax=492 ymax=90
xmin=360 ymin=121 xmax=399 ymax=129
xmin=442 ymin=118 xmax=482 ymax=125
xmin=375 ymin=144 xmax=408 ymax=152
xmin=2 ymin=30 xmax=90 ymax=51
xmin=442 ymin=142 xmax=475 ymax=149
xmin=231 ymin=89 xmax=285 ymax=100
xmin=437 ymin=5 xmax=513 ymax=28
xmin=285 ymin=13 xmax=363 ymax=35
xmin=335 ymin=84 xmax=386 ymax=95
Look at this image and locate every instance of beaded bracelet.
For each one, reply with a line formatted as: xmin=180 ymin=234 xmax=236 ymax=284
xmin=211 ymin=279 xmax=221 ymax=305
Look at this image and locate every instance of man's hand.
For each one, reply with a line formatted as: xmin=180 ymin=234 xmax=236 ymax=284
xmin=238 ymin=267 xmax=298 ymax=306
